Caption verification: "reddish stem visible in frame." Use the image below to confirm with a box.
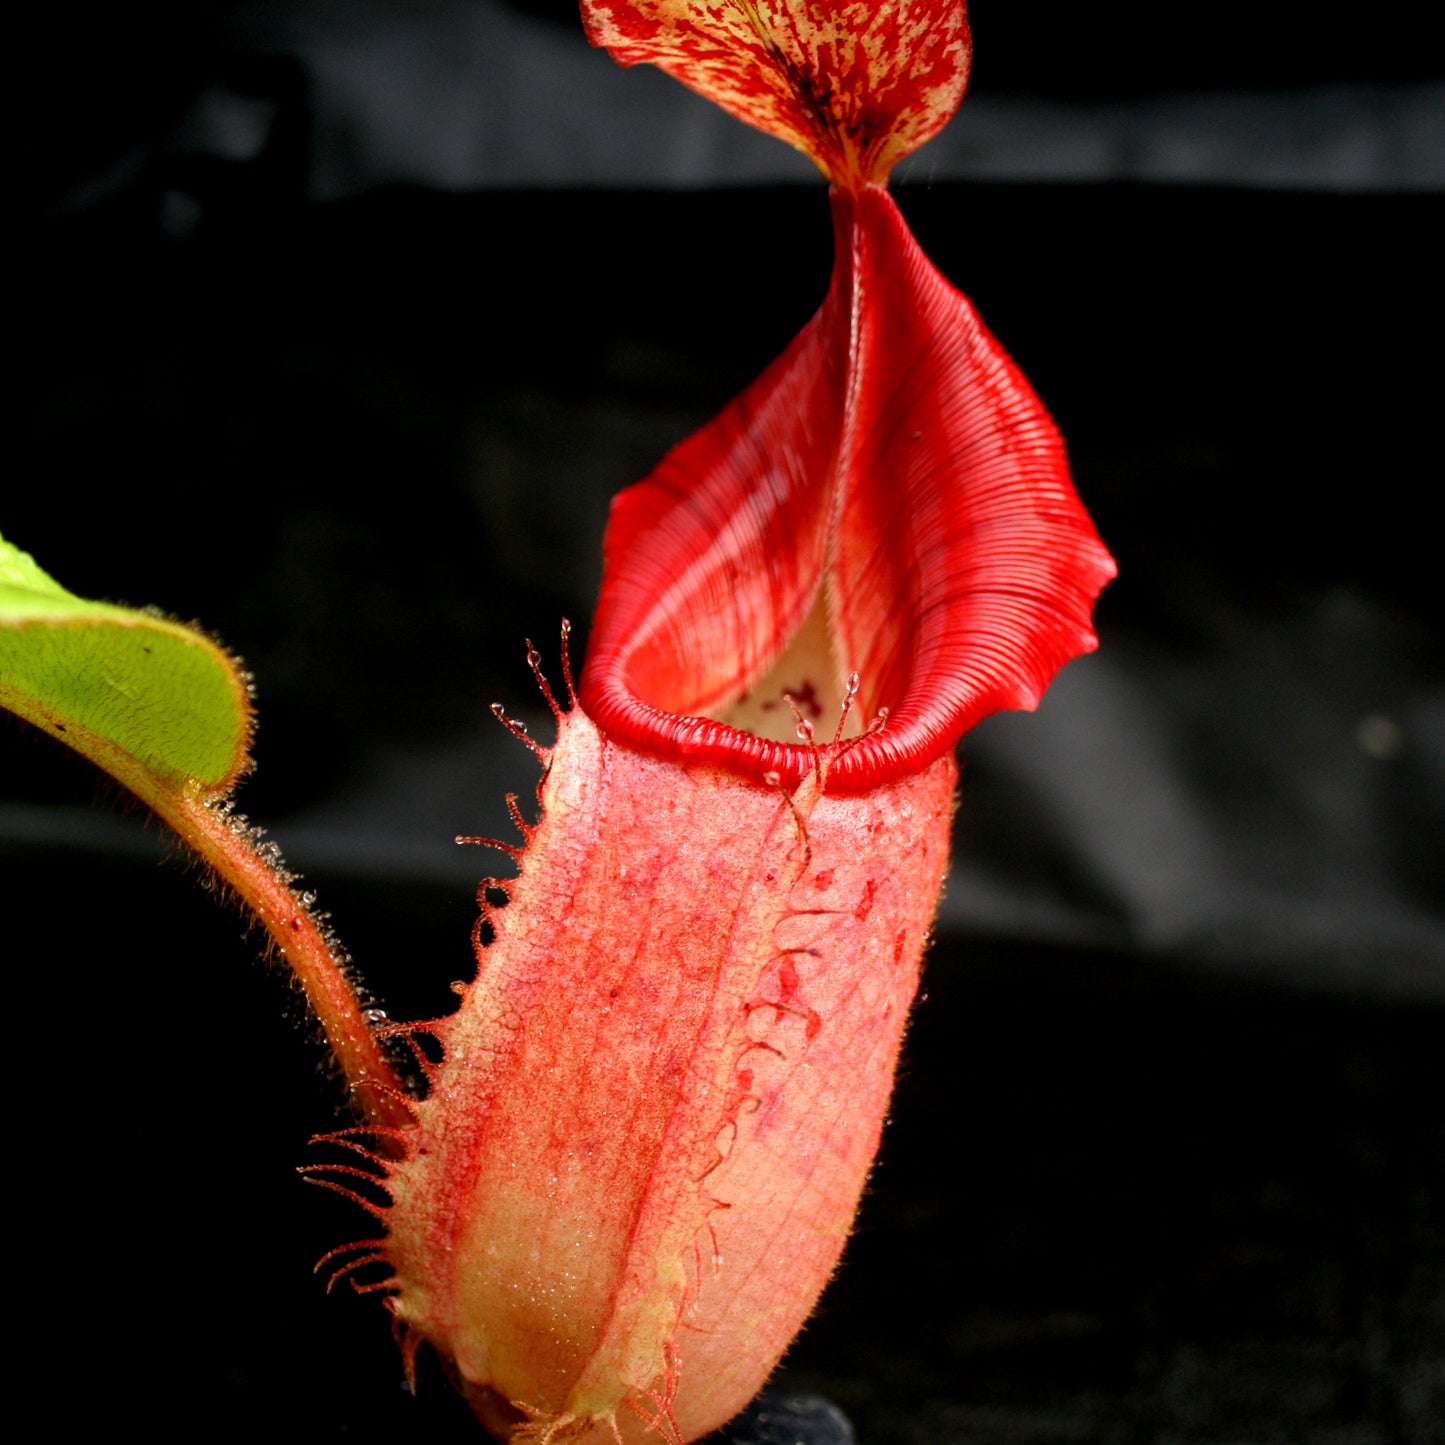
[162,791,413,1133]
[5,679,411,1132]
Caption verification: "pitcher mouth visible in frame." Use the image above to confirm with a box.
[579,186,1115,794]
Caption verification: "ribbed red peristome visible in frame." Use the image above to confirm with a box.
[580,185,1116,793]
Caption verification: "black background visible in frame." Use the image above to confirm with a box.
[8,4,1443,1441]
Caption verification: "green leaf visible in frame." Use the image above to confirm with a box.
[0,532,252,797]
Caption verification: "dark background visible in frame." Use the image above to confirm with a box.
[7,3,1442,1441]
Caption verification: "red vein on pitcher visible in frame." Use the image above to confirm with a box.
[360,5,1114,1442]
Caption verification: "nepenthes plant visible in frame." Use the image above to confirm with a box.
[3,4,1113,1441]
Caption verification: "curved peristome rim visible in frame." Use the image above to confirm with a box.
[581,569,1112,794]
[579,184,1117,796]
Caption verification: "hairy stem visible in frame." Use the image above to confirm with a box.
[162,791,413,1132]
[4,680,410,1129]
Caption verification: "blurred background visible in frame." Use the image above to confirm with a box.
[8,3,1443,1441]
